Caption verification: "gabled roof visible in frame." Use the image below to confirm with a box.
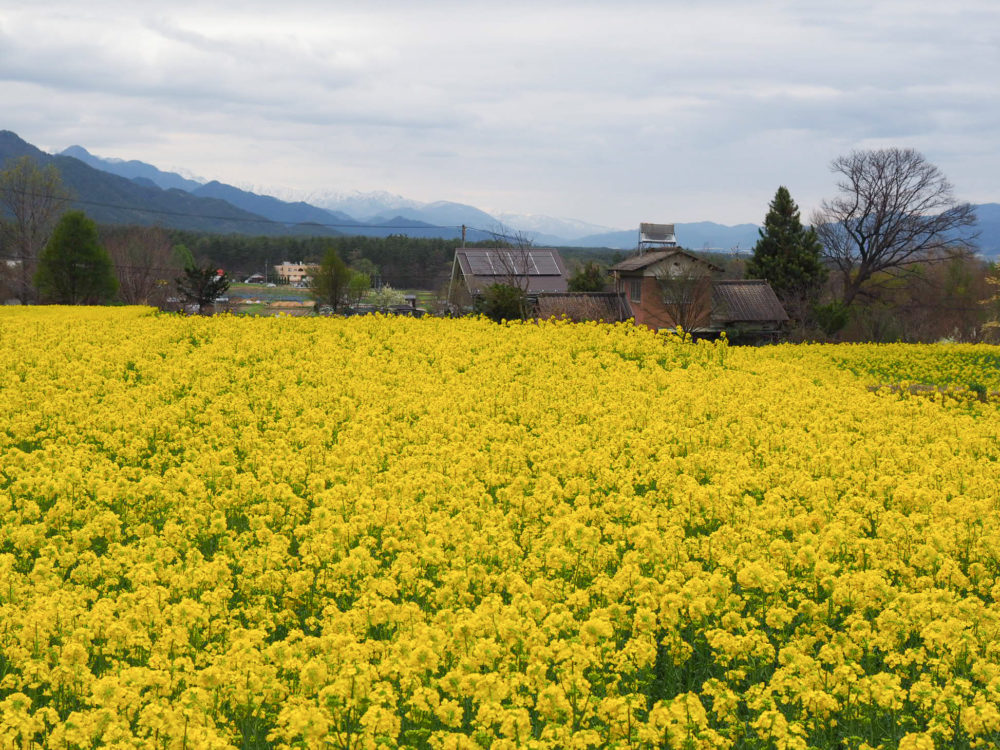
[609,249,723,274]
[711,280,789,323]
[454,247,569,294]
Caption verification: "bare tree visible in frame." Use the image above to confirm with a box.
[655,264,715,331]
[0,156,72,303]
[489,226,536,295]
[812,148,977,307]
[102,225,180,306]
[480,225,536,319]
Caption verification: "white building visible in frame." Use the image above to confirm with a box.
[274,261,310,285]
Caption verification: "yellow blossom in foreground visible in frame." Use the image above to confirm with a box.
[1,307,999,748]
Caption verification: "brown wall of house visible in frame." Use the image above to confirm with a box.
[631,276,677,330]
[619,275,713,331]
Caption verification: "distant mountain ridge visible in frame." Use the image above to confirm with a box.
[290,189,425,220]
[56,145,498,241]
[0,131,305,236]
[0,132,993,254]
[568,222,763,252]
[973,203,1000,258]
[61,145,204,193]
[190,181,361,227]
[52,141,766,248]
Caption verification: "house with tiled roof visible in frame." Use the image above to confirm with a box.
[609,248,724,331]
[609,224,789,339]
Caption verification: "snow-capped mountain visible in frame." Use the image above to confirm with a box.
[49,140,780,250]
[275,189,426,221]
[494,213,619,242]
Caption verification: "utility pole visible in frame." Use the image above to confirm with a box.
[461,224,466,246]
[446,252,458,313]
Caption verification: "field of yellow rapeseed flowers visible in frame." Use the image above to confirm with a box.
[1,307,999,750]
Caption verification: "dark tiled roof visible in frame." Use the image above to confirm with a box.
[534,292,630,322]
[609,250,675,272]
[711,280,789,323]
[609,249,723,273]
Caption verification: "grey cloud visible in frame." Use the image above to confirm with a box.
[1,0,997,226]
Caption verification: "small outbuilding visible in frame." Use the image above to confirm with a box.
[705,280,789,341]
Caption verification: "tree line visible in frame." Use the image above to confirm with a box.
[167,231,463,291]
[0,155,479,305]
[2,149,998,342]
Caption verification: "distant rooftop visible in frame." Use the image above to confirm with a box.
[609,248,723,273]
[711,280,789,324]
[454,247,569,294]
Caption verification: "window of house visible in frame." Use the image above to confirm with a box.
[629,278,642,303]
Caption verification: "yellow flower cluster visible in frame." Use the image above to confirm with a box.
[827,342,1000,394]
[1,307,999,749]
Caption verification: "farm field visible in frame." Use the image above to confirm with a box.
[227,284,314,318]
[1,307,999,749]
[225,285,435,317]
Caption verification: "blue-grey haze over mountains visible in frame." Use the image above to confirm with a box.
[57,141,764,249]
[50,139,1000,256]
[2,127,998,254]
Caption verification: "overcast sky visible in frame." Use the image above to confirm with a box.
[1,0,997,228]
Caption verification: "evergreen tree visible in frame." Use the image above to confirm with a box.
[176,264,230,314]
[567,261,607,292]
[34,211,117,304]
[747,187,827,316]
[477,283,528,322]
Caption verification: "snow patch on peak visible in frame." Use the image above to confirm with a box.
[244,186,426,220]
[494,212,623,242]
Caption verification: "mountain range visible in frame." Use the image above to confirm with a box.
[58,141,645,246]
[1,130,998,255]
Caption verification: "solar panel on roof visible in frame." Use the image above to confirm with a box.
[507,252,534,274]
[531,252,561,275]
[465,254,498,275]
[462,249,562,276]
[495,252,518,274]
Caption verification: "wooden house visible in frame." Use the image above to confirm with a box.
[609,248,788,339]
[705,280,789,339]
[609,249,724,331]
